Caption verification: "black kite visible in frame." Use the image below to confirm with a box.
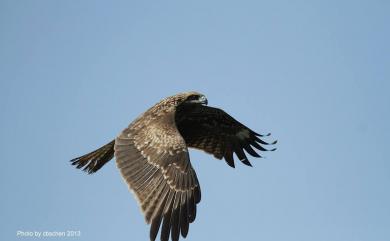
[70,91,276,241]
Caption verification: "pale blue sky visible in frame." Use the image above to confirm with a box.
[1,1,389,241]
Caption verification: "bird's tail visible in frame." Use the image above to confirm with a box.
[70,140,115,174]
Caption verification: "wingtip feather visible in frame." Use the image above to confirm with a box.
[241,159,253,167]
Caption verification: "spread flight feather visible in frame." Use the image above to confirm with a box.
[70,91,276,241]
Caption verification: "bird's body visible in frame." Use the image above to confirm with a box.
[71,91,276,241]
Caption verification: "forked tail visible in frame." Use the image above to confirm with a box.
[70,140,115,174]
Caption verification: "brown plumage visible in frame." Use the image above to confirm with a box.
[70,91,276,241]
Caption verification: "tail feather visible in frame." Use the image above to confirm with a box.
[70,140,115,174]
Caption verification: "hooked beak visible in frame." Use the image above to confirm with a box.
[199,95,208,105]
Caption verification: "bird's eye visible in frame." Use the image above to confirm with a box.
[186,95,200,101]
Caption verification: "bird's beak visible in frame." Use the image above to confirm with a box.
[199,95,208,105]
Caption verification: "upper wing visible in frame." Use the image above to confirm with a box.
[176,105,276,168]
[114,119,201,241]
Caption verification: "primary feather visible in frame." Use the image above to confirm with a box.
[70,91,276,241]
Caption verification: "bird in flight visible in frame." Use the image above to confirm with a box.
[70,91,276,241]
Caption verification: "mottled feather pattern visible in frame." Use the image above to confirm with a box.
[70,91,276,241]
[115,98,201,241]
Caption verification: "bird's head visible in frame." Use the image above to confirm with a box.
[169,91,208,107]
[182,92,208,106]
[156,91,208,113]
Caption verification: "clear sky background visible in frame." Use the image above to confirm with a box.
[1,1,389,241]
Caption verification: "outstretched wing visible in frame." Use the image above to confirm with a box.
[176,105,276,168]
[115,119,201,241]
